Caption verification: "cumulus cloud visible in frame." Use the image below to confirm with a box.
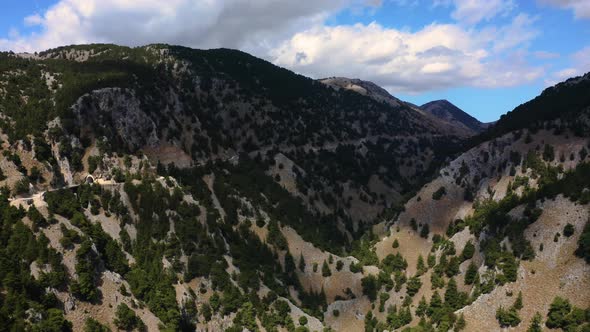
[270,17,543,92]
[539,0,590,19]
[0,0,549,93]
[0,0,360,53]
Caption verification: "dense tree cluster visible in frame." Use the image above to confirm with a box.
[545,297,590,331]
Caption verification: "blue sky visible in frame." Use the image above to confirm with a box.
[330,1,590,120]
[1,0,589,122]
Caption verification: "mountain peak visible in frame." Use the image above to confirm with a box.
[319,77,403,107]
[319,77,483,137]
[420,99,485,133]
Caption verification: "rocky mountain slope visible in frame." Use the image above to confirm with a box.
[2,45,473,229]
[0,44,588,332]
[421,100,487,134]
[319,77,481,137]
[319,77,405,108]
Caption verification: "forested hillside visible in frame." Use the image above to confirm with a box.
[0,44,588,332]
[420,100,486,134]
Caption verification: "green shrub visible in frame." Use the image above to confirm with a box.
[543,144,555,161]
[527,312,543,332]
[322,260,332,277]
[432,186,447,200]
[84,318,110,332]
[576,219,590,263]
[299,253,306,272]
[361,275,379,301]
[298,316,308,326]
[496,306,521,327]
[462,241,475,260]
[544,296,589,330]
[14,177,30,195]
[564,223,575,237]
[114,303,144,331]
[406,276,422,297]
[410,218,418,231]
[464,262,478,285]
[420,224,430,238]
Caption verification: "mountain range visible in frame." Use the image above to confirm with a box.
[319,77,486,136]
[0,44,588,332]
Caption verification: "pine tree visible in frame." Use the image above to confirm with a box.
[512,291,523,310]
[444,278,463,310]
[420,224,430,238]
[322,260,332,277]
[427,253,436,267]
[427,292,442,317]
[365,310,377,332]
[416,254,427,276]
[527,312,543,332]
[84,317,109,332]
[496,306,521,327]
[114,303,144,330]
[399,306,412,327]
[455,313,466,331]
[464,261,478,285]
[284,251,296,276]
[416,296,428,317]
[445,256,460,277]
[462,241,475,260]
[406,276,422,297]
[431,270,445,289]
[299,253,306,272]
[361,275,378,301]
[546,297,571,328]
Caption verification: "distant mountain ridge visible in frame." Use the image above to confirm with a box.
[320,77,485,136]
[421,99,486,133]
[319,77,404,107]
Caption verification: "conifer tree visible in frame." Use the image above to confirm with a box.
[299,253,306,272]
[322,260,332,277]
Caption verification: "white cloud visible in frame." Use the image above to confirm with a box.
[24,14,43,26]
[490,13,539,51]
[545,46,590,86]
[539,0,590,19]
[434,0,515,25]
[421,62,454,73]
[0,0,356,53]
[270,17,543,92]
[0,0,547,93]
[533,50,560,59]
[572,46,590,69]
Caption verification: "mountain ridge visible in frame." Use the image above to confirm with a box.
[319,76,480,137]
[0,44,589,332]
[420,99,487,133]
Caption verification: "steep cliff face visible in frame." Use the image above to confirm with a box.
[0,45,589,332]
[73,88,161,151]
